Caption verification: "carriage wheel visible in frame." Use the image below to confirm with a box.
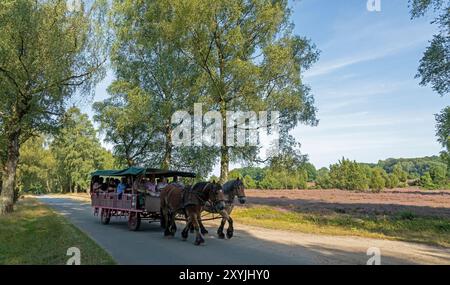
[128,212,141,231]
[100,209,111,225]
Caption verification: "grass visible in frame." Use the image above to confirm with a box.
[0,198,116,265]
[233,205,450,247]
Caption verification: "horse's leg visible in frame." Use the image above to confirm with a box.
[169,212,177,236]
[198,218,208,235]
[181,218,191,241]
[219,209,234,239]
[191,212,205,246]
[162,207,172,237]
[226,216,234,239]
[217,216,226,239]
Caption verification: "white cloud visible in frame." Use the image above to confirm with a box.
[304,19,434,78]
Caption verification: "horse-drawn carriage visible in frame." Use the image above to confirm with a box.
[90,167,247,245]
[90,167,196,231]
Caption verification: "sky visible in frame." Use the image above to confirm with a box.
[81,0,450,172]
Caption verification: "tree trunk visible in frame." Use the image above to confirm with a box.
[219,104,229,183]
[162,124,172,170]
[0,127,21,215]
[220,145,229,184]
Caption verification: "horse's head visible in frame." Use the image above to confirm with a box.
[233,177,246,204]
[207,181,226,211]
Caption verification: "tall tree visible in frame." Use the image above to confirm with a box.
[95,0,217,174]
[162,0,319,182]
[93,83,160,167]
[52,107,115,193]
[0,0,108,214]
[410,0,450,96]
[436,106,450,170]
[17,135,56,194]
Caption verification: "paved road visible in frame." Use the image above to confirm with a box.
[37,196,450,265]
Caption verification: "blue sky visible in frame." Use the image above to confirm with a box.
[83,0,449,171]
[291,0,449,168]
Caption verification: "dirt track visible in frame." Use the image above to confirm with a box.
[244,188,450,217]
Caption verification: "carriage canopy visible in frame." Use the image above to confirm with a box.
[91,167,196,178]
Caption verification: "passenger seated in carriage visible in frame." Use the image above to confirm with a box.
[170,176,184,188]
[116,177,128,199]
[106,178,115,192]
[92,176,102,193]
[125,177,133,194]
[156,177,168,192]
[144,176,158,197]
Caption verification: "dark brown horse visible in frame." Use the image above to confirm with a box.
[194,178,246,239]
[160,181,225,245]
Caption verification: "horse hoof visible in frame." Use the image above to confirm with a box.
[226,230,233,239]
[201,229,209,235]
[194,236,205,245]
[181,232,188,240]
[218,232,225,239]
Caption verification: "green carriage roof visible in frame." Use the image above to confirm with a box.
[91,167,196,178]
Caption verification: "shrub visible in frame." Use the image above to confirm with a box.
[419,172,436,189]
[329,158,369,191]
[316,167,333,189]
[393,164,408,182]
[429,165,447,187]
[243,175,257,189]
[388,173,400,189]
[369,167,386,192]
[259,169,307,189]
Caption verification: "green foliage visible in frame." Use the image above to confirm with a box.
[52,108,115,193]
[300,162,317,182]
[377,156,447,178]
[316,167,333,189]
[0,0,108,212]
[243,175,257,189]
[435,106,450,172]
[369,167,386,192]
[258,168,307,190]
[419,172,435,189]
[95,0,218,176]
[17,136,56,194]
[329,158,369,191]
[410,0,450,96]
[393,164,408,182]
[16,108,116,194]
[429,164,447,187]
[386,174,400,189]
[229,167,266,182]
[158,0,319,180]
